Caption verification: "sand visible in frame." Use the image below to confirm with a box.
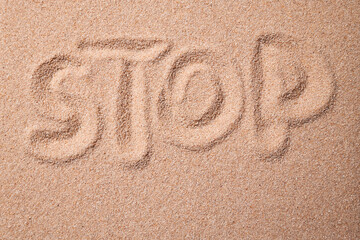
[0,0,359,239]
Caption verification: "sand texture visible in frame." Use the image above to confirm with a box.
[0,1,359,239]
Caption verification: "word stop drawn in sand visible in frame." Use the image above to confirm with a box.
[25,34,335,165]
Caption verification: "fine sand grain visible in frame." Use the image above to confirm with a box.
[1,1,359,239]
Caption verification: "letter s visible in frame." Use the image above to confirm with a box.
[25,55,102,163]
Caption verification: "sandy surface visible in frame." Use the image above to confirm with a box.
[0,1,359,239]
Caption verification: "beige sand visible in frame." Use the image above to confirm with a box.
[0,0,359,239]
